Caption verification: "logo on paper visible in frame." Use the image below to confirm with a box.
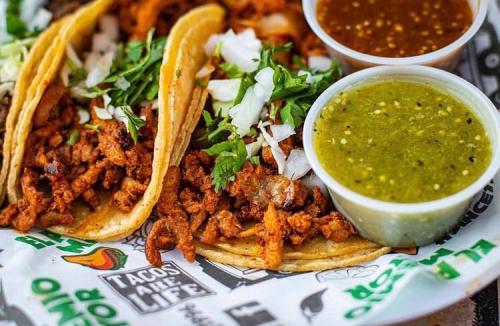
[179,303,223,326]
[196,256,297,289]
[122,219,155,252]
[316,265,380,282]
[224,301,278,326]
[100,261,214,314]
[436,181,495,244]
[300,288,327,324]
[31,277,128,325]
[62,247,128,270]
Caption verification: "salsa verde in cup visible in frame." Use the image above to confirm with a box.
[313,80,492,203]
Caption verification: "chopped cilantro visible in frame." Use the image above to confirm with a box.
[220,62,243,78]
[6,0,29,39]
[203,42,342,189]
[205,137,247,191]
[195,79,208,88]
[66,128,80,145]
[122,106,146,144]
[84,29,165,143]
[67,59,87,86]
[84,124,100,132]
[250,156,260,165]
[175,69,182,78]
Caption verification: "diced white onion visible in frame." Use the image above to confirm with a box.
[29,8,52,32]
[0,59,20,82]
[92,33,117,54]
[204,34,221,56]
[284,149,311,180]
[259,122,286,174]
[94,106,113,120]
[229,67,275,136]
[308,55,332,72]
[86,52,114,88]
[70,86,87,98]
[113,106,130,131]
[195,64,215,79]
[78,108,90,124]
[0,82,14,99]
[115,77,130,90]
[253,67,274,100]
[207,79,241,102]
[220,29,262,73]
[298,70,314,84]
[270,124,295,143]
[99,15,120,41]
[212,100,233,118]
[303,173,329,196]
[66,44,83,67]
[245,134,264,158]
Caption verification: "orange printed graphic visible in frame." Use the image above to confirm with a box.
[62,247,128,270]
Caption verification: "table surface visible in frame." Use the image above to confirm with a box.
[400,280,498,325]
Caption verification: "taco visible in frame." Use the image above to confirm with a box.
[0,0,225,240]
[145,1,390,272]
[0,0,93,205]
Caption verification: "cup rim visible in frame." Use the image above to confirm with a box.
[303,65,500,214]
[302,0,489,65]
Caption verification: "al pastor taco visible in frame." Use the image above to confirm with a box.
[145,1,390,272]
[0,0,92,205]
[0,0,225,240]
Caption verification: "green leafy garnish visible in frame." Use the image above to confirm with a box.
[220,62,244,78]
[83,29,165,143]
[200,110,246,191]
[203,42,342,189]
[66,128,80,145]
[122,106,146,144]
[250,156,260,165]
[84,124,100,132]
[67,59,87,86]
[6,0,29,39]
[86,29,166,107]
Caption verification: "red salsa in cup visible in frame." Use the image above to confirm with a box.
[316,0,473,57]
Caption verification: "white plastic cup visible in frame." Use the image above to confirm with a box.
[303,65,500,247]
[302,0,489,72]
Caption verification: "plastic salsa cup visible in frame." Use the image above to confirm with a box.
[303,65,500,247]
[302,0,489,72]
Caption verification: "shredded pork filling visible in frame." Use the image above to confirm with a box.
[147,152,357,268]
[0,84,157,232]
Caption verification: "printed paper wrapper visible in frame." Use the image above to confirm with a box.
[1,2,499,325]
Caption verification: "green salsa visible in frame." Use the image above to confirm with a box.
[313,80,492,203]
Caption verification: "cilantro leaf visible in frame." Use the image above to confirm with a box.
[6,0,29,39]
[220,62,244,78]
[126,41,143,62]
[205,138,247,191]
[122,106,146,144]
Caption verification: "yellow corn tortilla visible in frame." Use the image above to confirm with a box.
[0,17,71,205]
[195,241,391,272]
[7,0,226,241]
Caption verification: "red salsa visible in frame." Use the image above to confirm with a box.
[316,0,473,57]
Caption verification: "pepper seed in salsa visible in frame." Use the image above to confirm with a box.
[316,0,473,57]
